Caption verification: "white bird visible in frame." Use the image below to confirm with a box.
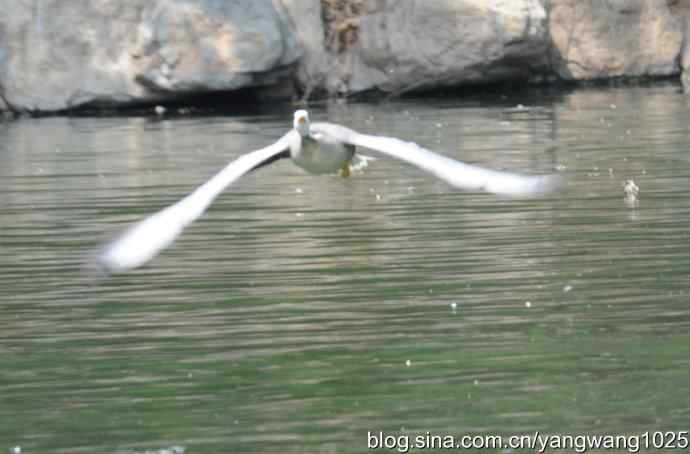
[99,110,564,273]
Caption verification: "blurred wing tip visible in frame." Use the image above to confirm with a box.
[516,173,568,197]
[79,245,127,281]
[543,173,568,193]
[94,247,130,275]
[486,173,567,198]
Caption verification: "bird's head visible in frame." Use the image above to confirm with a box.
[293,110,310,137]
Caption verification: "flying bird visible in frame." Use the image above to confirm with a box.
[99,110,563,273]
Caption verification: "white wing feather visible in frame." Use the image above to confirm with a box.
[99,132,292,273]
[99,119,562,274]
[311,123,563,196]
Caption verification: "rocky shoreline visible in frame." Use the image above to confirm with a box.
[0,0,688,114]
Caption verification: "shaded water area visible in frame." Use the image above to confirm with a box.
[2,84,690,453]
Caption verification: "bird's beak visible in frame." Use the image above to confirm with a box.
[297,116,306,124]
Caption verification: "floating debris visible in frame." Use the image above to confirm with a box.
[154,105,166,116]
[405,359,412,367]
[563,284,573,293]
[450,302,458,312]
[525,301,532,308]
[623,179,639,205]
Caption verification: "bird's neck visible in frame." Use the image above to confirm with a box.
[301,134,318,147]
[295,123,310,137]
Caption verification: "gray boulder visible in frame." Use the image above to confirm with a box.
[0,0,301,112]
[330,0,549,95]
[548,0,683,80]
[1,0,688,111]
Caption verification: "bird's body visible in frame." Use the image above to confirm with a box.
[289,128,355,175]
[97,109,565,273]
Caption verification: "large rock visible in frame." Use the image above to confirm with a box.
[548,0,683,80]
[0,0,301,112]
[332,0,548,95]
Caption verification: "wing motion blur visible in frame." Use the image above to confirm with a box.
[97,117,564,274]
[98,132,292,273]
[311,122,563,196]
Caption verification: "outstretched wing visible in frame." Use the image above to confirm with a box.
[99,131,293,273]
[311,122,564,196]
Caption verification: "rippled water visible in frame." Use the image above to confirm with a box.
[2,85,690,453]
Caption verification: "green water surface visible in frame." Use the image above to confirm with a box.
[1,85,689,453]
